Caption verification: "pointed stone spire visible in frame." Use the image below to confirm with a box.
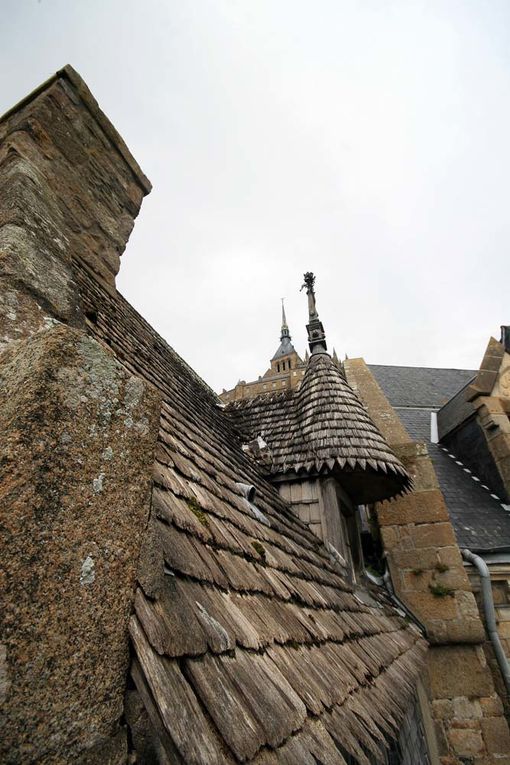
[332,347,339,365]
[301,272,327,355]
[280,298,291,341]
[271,299,296,361]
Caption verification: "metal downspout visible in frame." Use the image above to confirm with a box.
[381,567,426,632]
[461,548,510,696]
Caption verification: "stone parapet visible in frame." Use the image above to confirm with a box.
[473,395,510,502]
[467,337,506,401]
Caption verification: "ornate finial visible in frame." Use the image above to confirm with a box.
[301,272,315,292]
[301,272,327,355]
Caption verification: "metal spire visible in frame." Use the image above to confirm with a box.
[280,298,291,341]
[301,272,327,355]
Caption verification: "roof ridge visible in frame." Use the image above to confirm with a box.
[369,363,477,373]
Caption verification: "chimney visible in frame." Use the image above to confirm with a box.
[0,65,151,346]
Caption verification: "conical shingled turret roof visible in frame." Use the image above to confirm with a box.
[292,352,411,500]
[227,352,411,502]
[226,274,411,503]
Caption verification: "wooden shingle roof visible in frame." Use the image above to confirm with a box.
[227,353,412,503]
[77,264,426,764]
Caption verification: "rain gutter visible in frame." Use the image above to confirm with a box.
[461,548,510,696]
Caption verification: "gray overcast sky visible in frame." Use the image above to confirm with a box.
[2,1,510,391]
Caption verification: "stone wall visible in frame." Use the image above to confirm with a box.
[221,364,306,402]
[345,358,510,765]
[0,325,160,762]
[0,67,161,762]
[468,566,510,718]
[377,441,484,646]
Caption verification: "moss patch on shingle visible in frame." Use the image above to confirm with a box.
[186,497,209,526]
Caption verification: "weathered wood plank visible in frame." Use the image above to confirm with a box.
[129,616,231,764]
[185,650,307,760]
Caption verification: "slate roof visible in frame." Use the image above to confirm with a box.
[227,353,412,504]
[77,263,426,765]
[392,393,510,553]
[368,365,476,409]
[271,335,297,361]
[394,408,431,443]
[429,444,510,553]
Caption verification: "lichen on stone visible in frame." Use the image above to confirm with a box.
[80,556,95,586]
[124,376,145,409]
[92,473,105,494]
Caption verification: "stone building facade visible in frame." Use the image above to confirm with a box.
[220,303,308,401]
